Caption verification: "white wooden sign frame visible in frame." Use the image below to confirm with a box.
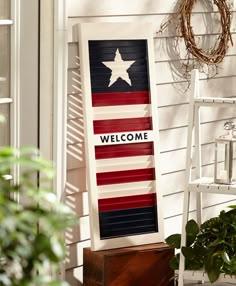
[78,22,164,251]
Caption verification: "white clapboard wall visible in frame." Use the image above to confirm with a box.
[65,1,236,284]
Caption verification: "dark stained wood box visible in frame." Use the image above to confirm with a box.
[83,243,174,286]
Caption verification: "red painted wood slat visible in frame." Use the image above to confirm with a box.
[92,91,150,106]
[96,167,155,185]
[95,142,154,159]
[98,193,157,212]
[93,117,153,134]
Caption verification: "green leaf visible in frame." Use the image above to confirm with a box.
[228,205,236,209]
[185,219,199,237]
[205,252,223,283]
[222,251,231,265]
[207,268,221,283]
[186,234,196,247]
[185,258,203,270]
[181,246,197,260]
[169,254,179,270]
[0,146,77,285]
[165,234,181,249]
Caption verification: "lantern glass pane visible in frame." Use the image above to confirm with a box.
[216,142,228,182]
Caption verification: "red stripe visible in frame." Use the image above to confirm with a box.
[96,168,155,186]
[98,193,157,212]
[95,142,154,159]
[92,91,150,107]
[93,117,152,134]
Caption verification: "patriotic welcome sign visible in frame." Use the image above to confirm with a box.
[78,23,164,251]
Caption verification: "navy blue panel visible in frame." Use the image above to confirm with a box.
[99,206,156,220]
[99,206,158,239]
[100,224,157,239]
[88,40,149,93]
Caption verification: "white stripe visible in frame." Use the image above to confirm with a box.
[93,104,151,120]
[96,155,154,172]
[97,180,155,199]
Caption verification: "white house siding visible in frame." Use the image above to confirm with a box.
[65,1,236,284]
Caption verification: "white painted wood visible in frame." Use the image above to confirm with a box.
[78,22,164,251]
[68,0,236,17]
[54,0,68,281]
[96,155,154,172]
[69,34,236,67]
[158,104,236,130]
[40,0,54,161]
[67,13,236,42]
[19,0,39,147]
[64,175,235,221]
[190,177,236,194]
[0,19,13,25]
[155,56,236,85]
[65,266,83,286]
[67,56,236,88]
[65,216,90,244]
[183,271,236,283]
[93,104,151,120]
[67,119,84,144]
[178,70,236,286]
[66,1,236,283]
[179,70,199,286]
[65,191,89,217]
[164,200,236,238]
[0,98,13,104]
[65,239,91,269]
[67,118,228,150]
[98,186,154,199]
[66,167,87,195]
[10,0,20,187]
[67,143,85,170]
[195,97,236,106]
[68,0,169,17]
[163,191,236,219]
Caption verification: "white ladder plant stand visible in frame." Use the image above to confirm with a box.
[178,69,236,286]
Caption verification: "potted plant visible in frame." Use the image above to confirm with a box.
[0,146,77,286]
[165,206,236,283]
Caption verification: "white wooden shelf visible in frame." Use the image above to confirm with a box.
[178,70,236,286]
[0,98,13,104]
[195,97,236,107]
[189,177,236,194]
[183,270,236,283]
[0,19,13,25]
[2,174,12,180]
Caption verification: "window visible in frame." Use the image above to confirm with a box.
[0,0,12,147]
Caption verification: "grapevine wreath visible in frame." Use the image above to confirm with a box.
[160,0,233,66]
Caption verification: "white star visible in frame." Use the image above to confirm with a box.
[102,48,135,87]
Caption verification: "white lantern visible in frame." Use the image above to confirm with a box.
[214,122,236,184]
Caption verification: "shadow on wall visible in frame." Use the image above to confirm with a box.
[64,53,90,286]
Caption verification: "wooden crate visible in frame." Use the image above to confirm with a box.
[83,243,174,286]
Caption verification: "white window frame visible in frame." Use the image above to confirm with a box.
[0,1,19,183]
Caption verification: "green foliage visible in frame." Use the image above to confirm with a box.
[0,147,77,286]
[165,208,236,283]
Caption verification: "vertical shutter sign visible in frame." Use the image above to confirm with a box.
[89,40,159,239]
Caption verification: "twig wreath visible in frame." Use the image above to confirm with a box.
[159,0,233,76]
